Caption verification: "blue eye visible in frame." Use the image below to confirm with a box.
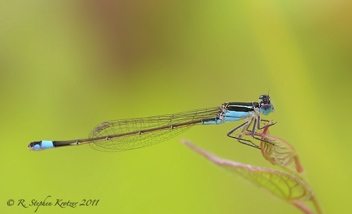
[260,104,274,115]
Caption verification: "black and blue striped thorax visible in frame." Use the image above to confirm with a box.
[223,102,259,112]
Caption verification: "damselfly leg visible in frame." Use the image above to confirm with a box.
[227,117,276,149]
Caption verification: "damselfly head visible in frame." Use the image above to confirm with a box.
[259,94,274,115]
[259,94,271,105]
[28,141,43,151]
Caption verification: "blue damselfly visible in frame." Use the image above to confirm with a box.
[28,95,275,151]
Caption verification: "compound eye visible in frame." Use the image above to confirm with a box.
[28,141,42,151]
[260,104,274,115]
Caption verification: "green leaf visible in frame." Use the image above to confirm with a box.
[240,121,304,173]
[180,139,313,202]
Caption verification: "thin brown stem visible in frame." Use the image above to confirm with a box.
[292,201,314,214]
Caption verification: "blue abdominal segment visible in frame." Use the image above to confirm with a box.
[41,140,54,149]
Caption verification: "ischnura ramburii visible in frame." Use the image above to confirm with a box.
[28,94,275,151]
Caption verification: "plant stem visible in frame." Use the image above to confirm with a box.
[311,196,325,214]
[292,201,314,214]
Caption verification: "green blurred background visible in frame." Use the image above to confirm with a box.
[1,1,351,213]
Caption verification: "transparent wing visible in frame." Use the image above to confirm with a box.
[88,107,220,151]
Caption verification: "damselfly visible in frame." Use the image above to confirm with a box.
[28,94,275,151]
